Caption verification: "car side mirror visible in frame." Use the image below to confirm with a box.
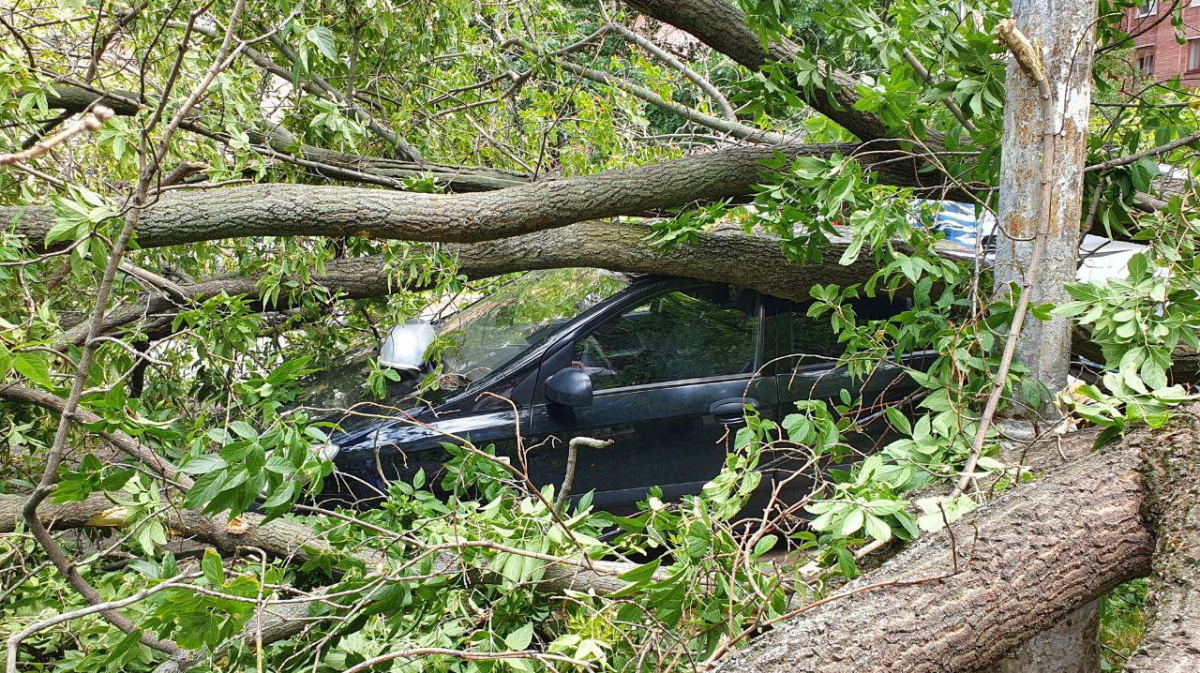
[545,367,593,407]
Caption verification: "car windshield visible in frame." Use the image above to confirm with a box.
[439,268,630,384]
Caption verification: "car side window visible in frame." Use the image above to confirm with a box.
[572,287,758,391]
[764,296,909,366]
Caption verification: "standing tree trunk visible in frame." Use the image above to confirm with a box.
[990,0,1099,669]
[993,0,1096,403]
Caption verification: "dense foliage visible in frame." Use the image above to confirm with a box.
[1,0,1199,671]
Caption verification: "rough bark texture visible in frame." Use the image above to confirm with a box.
[3,142,952,252]
[59,222,877,345]
[1124,409,1200,671]
[993,0,1096,403]
[712,444,1153,673]
[987,2,1102,664]
[985,602,1101,673]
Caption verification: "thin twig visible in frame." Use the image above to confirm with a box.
[0,105,114,166]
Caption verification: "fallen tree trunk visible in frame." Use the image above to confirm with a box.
[713,442,1153,673]
[3,142,951,253]
[60,222,876,345]
[716,406,1200,672]
[71,222,1200,388]
[1123,409,1200,672]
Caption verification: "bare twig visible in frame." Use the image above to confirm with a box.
[339,647,593,673]
[5,574,195,673]
[0,105,114,166]
[556,436,614,508]
[608,21,737,121]
[902,49,977,133]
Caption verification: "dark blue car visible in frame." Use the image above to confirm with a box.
[320,268,926,513]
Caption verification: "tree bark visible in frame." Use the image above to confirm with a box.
[985,602,1101,673]
[992,0,1096,405]
[58,221,878,345]
[1124,409,1200,671]
[987,1,1100,666]
[712,442,1152,673]
[3,142,954,253]
[0,491,629,595]
[623,0,899,144]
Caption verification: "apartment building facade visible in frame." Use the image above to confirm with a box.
[1123,1,1200,85]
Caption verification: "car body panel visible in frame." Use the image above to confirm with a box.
[324,272,922,514]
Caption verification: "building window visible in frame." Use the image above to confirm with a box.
[1138,1,1158,17]
[1190,40,1200,73]
[1137,47,1155,76]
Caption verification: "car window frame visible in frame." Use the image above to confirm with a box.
[559,280,766,396]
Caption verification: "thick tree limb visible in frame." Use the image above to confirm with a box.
[625,0,1176,214]
[713,402,1200,672]
[714,439,1154,673]
[623,0,902,144]
[0,384,191,487]
[66,223,1200,388]
[0,490,629,595]
[1123,410,1200,671]
[58,221,878,345]
[5,142,947,252]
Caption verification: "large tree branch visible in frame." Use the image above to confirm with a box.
[713,404,1200,672]
[5,142,949,252]
[0,480,629,595]
[1123,410,1200,671]
[68,222,1200,387]
[714,437,1154,672]
[623,0,905,145]
[58,221,878,345]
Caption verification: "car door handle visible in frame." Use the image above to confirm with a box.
[710,397,758,424]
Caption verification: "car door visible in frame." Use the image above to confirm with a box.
[527,281,776,514]
[763,295,927,459]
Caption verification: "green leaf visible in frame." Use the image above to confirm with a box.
[305,26,337,61]
[753,533,778,557]
[617,558,661,584]
[1127,253,1149,281]
[228,421,258,440]
[864,513,892,542]
[13,352,53,388]
[840,507,865,536]
[100,468,135,492]
[181,454,228,475]
[885,407,912,436]
[505,622,535,651]
[201,548,225,586]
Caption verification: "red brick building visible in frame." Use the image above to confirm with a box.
[1122,1,1200,86]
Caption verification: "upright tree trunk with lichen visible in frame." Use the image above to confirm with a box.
[993,0,1096,405]
[990,0,1098,669]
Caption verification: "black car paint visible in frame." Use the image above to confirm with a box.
[324,276,927,514]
